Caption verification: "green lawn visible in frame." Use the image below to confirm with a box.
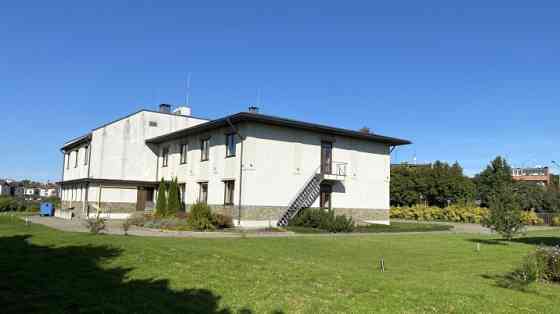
[1,216,559,313]
[287,221,453,234]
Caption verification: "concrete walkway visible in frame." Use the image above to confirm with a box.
[27,216,559,239]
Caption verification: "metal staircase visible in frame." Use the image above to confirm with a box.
[277,169,324,227]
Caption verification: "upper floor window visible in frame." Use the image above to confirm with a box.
[162,147,169,167]
[149,121,158,127]
[65,153,70,170]
[84,146,89,166]
[200,138,210,161]
[74,150,79,168]
[180,143,188,164]
[225,134,236,157]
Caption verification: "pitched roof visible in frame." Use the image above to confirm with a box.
[146,112,411,146]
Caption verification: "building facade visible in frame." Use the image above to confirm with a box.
[512,167,551,186]
[60,105,410,226]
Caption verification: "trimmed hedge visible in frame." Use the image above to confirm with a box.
[289,208,354,233]
[391,204,489,223]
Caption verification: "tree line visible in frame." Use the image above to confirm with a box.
[391,156,560,213]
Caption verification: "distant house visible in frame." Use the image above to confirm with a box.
[0,180,11,196]
[512,167,551,186]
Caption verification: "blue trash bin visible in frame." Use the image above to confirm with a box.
[40,203,54,216]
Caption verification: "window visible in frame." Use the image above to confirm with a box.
[74,150,79,168]
[179,183,186,208]
[84,146,89,165]
[200,138,209,161]
[65,153,70,170]
[225,134,236,157]
[223,180,235,205]
[198,182,208,204]
[162,147,169,167]
[180,143,188,164]
[149,121,158,127]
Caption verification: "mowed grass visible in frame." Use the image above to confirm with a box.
[1,216,560,313]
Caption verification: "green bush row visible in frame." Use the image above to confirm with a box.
[131,203,234,231]
[289,208,354,233]
[390,204,489,223]
[0,197,42,212]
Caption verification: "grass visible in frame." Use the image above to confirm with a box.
[1,216,560,313]
[287,221,454,234]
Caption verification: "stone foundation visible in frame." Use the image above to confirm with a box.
[185,204,388,224]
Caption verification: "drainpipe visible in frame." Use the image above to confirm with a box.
[226,118,245,226]
[60,149,66,210]
[84,142,93,217]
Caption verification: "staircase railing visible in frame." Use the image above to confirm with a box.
[286,166,321,209]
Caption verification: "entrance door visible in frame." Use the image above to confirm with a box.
[136,187,147,211]
[319,184,332,210]
[321,141,333,174]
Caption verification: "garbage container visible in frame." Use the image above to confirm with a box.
[40,203,54,216]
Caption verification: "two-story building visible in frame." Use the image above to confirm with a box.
[59,104,410,226]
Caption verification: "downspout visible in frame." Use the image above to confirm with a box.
[60,149,65,210]
[84,142,93,217]
[226,118,245,226]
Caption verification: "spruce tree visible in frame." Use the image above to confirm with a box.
[155,179,168,217]
[167,177,181,216]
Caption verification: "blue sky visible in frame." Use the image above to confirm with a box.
[1,1,559,181]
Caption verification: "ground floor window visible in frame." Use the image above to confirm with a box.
[223,180,234,205]
[198,182,208,204]
[319,184,332,210]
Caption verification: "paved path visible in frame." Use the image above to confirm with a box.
[27,216,559,239]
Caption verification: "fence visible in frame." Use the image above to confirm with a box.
[536,213,559,226]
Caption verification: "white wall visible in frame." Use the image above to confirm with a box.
[156,121,390,210]
[241,123,391,210]
[158,126,240,206]
[62,144,90,181]
[88,111,207,182]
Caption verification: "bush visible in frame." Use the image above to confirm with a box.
[122,219,132,235]
[289,208,354,233]
[520,210,544,225]
[0,197,19,212]
[212,213,233,229]
[84,215,106,235]
[155,179,168,217]
[505,246,560,289]
[390,204,489,223]
[187,203,215,231]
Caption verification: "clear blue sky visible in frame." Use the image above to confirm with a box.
[1,1,559,182]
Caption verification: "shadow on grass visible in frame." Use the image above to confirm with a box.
[0,235,268,314]
[480,274,538,294]
[468,236,560,247]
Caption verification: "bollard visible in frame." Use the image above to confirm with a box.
[380,257,385,272]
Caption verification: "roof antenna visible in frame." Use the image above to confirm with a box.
[185,72,192,106]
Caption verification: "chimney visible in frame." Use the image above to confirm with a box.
[159,104,171,113]
[248,106,259,114]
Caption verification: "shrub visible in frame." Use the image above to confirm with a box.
[187,203,215,231]
[212,213,233,229]
[520,210,544,225]
[551,216,560,227]
[505,246,560,289]
[122,219,132,235]
[390,204,489,223]
[289,208,354,233]
[483,186,525,240]
[155,179,168,217]
[84,215,106,235]
[167,178,181,216]
[0,197,19,212]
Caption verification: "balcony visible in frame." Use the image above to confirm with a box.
[321,161,347,181]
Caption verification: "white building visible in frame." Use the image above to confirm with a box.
[60,104,410,225]
[0,181,11,196]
